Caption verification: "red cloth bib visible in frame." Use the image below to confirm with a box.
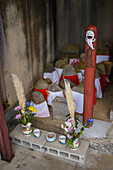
[34,88,48,101]
[59,75,80,85]
[99,74,105,91]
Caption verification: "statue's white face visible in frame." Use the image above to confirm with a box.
[85,30,96,50]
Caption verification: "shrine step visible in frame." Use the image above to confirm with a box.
[10,124,89,164]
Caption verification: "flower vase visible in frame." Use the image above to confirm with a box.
[21,124,32,136]
[69,138,79,150]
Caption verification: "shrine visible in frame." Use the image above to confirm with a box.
[0,0,113,169]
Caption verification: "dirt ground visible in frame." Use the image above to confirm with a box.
[93,83,113,121]
[1,143,113,170]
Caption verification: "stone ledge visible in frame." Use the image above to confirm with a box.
[10,124,89,164]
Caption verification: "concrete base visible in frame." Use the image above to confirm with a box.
[10,124,89,164]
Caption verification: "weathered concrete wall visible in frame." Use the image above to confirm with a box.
[0,0,55,106]
[56,0,113,53]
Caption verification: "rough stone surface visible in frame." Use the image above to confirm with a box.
[62,64,76,76]
[73,65,81,73]
[85,137,113,155]
[52,96,69,121]
[72,82,84,94]
[96,63,106,74]
[48,84,63,92]
[34,79,49,89]
[44,63,55,73]
[78,62,85,69]
[80,57,85,63]
[95,69,100,78]
[31,91,45,104]
[55,59,67,69]
[44,78,52,85]
[59,79,75,89]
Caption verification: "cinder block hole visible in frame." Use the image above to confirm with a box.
[32,144,40,150]
[13,138,21,144]
[49,149,58,155]
[70,154,79,160]
[81,157,85,161]
[22,141,30,147]
[59,151,68,158]
[41,147,47,152]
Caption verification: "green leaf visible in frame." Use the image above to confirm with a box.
[66,139,73,147]
[65,114,70,117]
[66,117,71,121]
[80,131,82,135]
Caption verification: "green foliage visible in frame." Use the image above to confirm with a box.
[66,139,73,147]
[63,112,93,148]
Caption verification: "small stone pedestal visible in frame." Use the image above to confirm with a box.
[52,96,69,121]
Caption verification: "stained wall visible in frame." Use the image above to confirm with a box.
[0,0,55,106]
[56,0,113,53]
[0,0,113,107]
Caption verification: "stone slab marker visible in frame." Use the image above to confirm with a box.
[52,96,69,121]
[83,25,97,125]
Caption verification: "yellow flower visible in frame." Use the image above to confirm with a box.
[33,108,37,112]
[29,106,37,112]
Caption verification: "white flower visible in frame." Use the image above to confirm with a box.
[64,127,69,132]
[26,122,31,127]
[61,124,64,129]
[65,121,71,127]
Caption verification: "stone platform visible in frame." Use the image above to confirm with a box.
[10,124,89,164]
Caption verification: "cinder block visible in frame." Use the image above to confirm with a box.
[10,124,47,152]
[52,96,69,121]
[10,124,89,164]
[44,133,89,163]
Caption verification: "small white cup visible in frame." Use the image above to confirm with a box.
[33,129,40,138]
[59,135,66,144]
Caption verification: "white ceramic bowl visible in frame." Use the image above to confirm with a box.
[33,129,40,138]
[46,132,56,142]
[59,135,66,144]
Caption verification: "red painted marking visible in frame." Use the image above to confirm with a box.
[0,98,12,161]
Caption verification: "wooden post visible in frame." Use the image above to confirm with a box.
[0,98,13,161]
[83,25,97,125]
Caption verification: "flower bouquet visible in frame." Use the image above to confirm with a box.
[12,74,37,136]
[61,79,93,149]
[14,102,37,126]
